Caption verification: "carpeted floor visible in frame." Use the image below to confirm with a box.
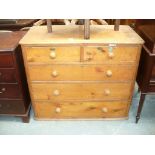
[0,84,155,135]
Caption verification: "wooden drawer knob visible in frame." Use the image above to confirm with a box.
[108,52,114,58]
[52,70,58,77]
[106,70,112,77]
[97,47,105,52]
[102,107,108,113]
[50,52,56,59]
[27,57,34,62]
[0,72,2,76]
[104,89,110,96]
[53,90,60,96]
[55,107,61,113]
[0,88,6,94]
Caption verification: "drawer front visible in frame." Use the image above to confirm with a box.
[25,47,80,64]
[0,84,22,99]
[83,46,140,64]
[0,100,25,114]
[29,64,136,81]
[31,83,132,101]
[0,53,14,67]
[0,69,17,83]
[34,101,128,119]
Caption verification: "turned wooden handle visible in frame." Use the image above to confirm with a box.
[106,70,112,77]
[55,107,61,113]
[27,57,34,62]
[53,90,60,96]
[104,89,110,95]
[108,52,114,58]
[50,51,56,59]
[52,70,58,77]
[102,107,108,113]
[0,88,6,94]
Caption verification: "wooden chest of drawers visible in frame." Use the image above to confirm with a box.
[0,31,31,122]
[20,25,144,120]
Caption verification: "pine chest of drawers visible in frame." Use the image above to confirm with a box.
[20,25,144,120]
[0,31,31,122]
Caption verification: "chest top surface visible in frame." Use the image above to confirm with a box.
[20,25,144,46]
[0,31,26,52]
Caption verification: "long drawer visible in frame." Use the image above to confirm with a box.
[29,64,136,82]
[31,83,132,101]
[0,84,22,99]
[0,52,14,67]
[0,69,17,83]
[0,100,25,114]
[34,101,128,119]
[24,46,140,64]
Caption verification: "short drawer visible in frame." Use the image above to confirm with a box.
[0,69,17,83]
[0,84,22,99]
[29,64,136,82]
[25,46,80,64]
[0,52,14,67]
[34,101,128,119]
[0,100,25,114]
[31,83,132,101]
[83,46,140,64]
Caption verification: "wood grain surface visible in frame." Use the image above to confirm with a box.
[34,101,128,119]
[25,46,80,63]
[29,64,136,82]
[20,25,143,119]
[20,25,144,45]
[31,83,132,101]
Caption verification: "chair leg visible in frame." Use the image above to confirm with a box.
[114,19,120,31]
[136,93,146,123]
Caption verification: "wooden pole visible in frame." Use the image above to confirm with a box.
[84,19,90,39]
[47,19,52,33]
[114,19,120,31]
